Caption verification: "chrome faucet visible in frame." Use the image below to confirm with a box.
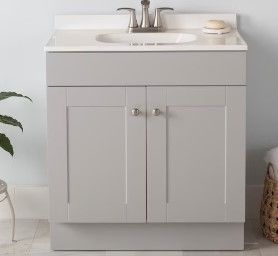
[117,1,173,33]
[140,0,151,28]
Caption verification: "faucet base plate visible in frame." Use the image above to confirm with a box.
[128,27,164,33]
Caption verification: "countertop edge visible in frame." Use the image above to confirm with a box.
[44,46,248,53]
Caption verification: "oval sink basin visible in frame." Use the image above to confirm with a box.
[96,33,197,45]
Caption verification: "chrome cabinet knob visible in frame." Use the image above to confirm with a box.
[131,108,141,116]
[152,108,161,116]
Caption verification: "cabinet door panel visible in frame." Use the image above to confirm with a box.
[68,106,127,222]
[166,106,226,222]
[48,87,146,223]
[67,87,146,223]
[147,86,245,223]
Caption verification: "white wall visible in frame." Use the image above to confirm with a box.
[0,0,277,186]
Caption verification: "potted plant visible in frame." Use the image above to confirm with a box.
[0,91,32,242]
[0,91,32,156]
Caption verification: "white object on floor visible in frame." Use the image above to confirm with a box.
[264,147,278,181]
[0,179,15,242]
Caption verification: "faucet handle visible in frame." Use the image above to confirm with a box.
[154,7,174,28]
[117,8,138,28]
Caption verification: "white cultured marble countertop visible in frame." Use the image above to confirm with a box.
[45,29,247,52]
[45,14,248,52]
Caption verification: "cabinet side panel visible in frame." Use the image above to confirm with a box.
[226,86,246,222]
[147,87,167,222]
[47,87,68,222]
[126,87,146,223]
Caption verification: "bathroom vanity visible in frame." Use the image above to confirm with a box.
[46,13,247,250]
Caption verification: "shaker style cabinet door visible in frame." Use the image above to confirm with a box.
[47,87,146,223]
[147,86,245,223]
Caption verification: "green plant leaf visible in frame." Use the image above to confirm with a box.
[0,133,14,156]
[0,115,23,131]
[0,92,32,102]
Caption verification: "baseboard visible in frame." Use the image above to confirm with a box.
[0,185,49,220]
[246,185,263,219]
[0,185,263,220]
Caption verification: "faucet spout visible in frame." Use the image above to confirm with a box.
[140,0,151,28]
[141,0,150,5]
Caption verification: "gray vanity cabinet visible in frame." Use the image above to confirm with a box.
[47,51,246,250]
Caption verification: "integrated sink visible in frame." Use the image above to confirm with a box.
[96,33,197,45]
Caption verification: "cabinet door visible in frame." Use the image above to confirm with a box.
[48,87,146,223]
[147,86,245,223]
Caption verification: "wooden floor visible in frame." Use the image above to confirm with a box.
[0,219,277,255]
